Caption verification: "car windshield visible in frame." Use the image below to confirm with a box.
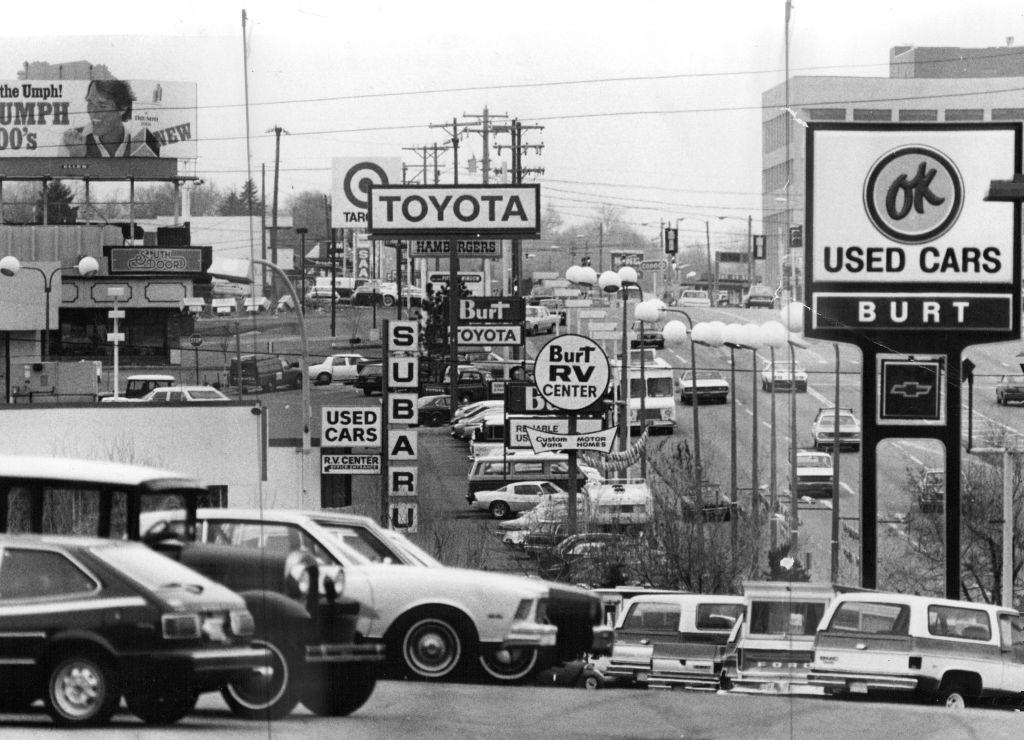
[799,453,832,468]
[818,411,856,424]
[189,389,227,400]
[90,542,213,591]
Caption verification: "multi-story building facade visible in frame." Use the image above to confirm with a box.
[761,44,1024,294]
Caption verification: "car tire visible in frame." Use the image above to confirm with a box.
[45,650,121,727]
[222,628,302,720]
[477,645,540,683]
[382,295,396,307]
[317,372,332,385]
[577,671,604,690]
[127,685,198,725]
[937,679,971,709]
[489,501,511,519]
[388,608,476,681]
[302,664,378,717]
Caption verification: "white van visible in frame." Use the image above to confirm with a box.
[467,451,595,495]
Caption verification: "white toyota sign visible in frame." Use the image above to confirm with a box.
[367,185,540,237]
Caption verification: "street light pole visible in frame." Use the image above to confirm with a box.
[296,227,308,316]
[599,267,639,478]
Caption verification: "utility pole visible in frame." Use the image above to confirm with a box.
[260,164,267,280]
[494,119,544,296]
[266,125,289,300]
[462,107,508,186]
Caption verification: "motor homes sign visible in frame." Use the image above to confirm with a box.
[805,123,1020,338]
[367,184,540,238]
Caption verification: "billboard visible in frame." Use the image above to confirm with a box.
[367,184,541,238]
[332,157,402,228]
[0,79,197,160]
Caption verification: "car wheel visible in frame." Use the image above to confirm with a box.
[222,630,301,720]
[937,680,970,709]
[577,671,604,690]
[489,500,511,519]
[45,650,120,727]
[127,685,198,725]
[389,609,475,681]
[382,295,396,307]
[317,372,332,385]
[302,664,377,717]
[477,645,540,683]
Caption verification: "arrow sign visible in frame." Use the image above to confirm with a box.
[526,426,617,454]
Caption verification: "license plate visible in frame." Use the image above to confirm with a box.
[850,681,868,694]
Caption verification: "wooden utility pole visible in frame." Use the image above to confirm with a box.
[267,125,289,299]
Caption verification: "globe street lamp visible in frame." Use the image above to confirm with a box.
[722,322,757,551]
[761,319,789,551]
[639,300,704,508]
[0,255,99,360]
[599,266,641,477]
[564,264,598,334]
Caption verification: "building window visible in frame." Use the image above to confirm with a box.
[762,113,790,154]
[853,109,892,122]
[808,108,846,121]
[992,108,1024,121]
[898,109,938,122]
[945,109,984,121]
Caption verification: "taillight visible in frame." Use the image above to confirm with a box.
[229,609,255,637]
[161,613,201,640]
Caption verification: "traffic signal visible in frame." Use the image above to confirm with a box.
[664,227,679,255]
[753,234,766,259]
[789,225,803,249]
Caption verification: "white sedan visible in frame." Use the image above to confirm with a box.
[140,385,231,402]
[468,481,568,519]
[308,353,368,385]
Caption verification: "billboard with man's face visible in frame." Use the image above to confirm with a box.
[0,79,197,160]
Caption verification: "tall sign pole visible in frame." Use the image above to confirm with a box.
[805,122,1021,597]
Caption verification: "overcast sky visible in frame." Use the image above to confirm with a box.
[4,0,1024,247]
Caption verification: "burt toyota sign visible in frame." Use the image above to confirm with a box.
[805,123,1020,341]
[367,184,540,238]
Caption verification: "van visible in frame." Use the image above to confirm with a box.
[467,451,591,495]
[227,354,303,392]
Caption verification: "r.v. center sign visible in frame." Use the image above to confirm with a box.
[804,123,1021,343]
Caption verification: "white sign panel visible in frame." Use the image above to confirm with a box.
[506,416,605,449]
[526,427,617,453]
[389,466,418,496]
[810,128,1014,284]
[388,357,419,389]
[322,454,381,474]
[388,501,418,532]
[533,334,611,411]
[388,393,419,426]
[332,157,402,228]
[426,271,486,297]
[321,406,381,447]
[388,430,418,461]
[387,320,419,351]
[457,325,523,346]
[367,185,540,237]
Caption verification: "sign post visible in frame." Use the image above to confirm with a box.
[188,333,203,384]
[805,122,1021,596]
[532,334,612,533]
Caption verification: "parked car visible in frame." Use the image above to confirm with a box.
[996,373,1024,405]
[742,285,777,308]
[760,360,808,392]
[417,394,452,426]
[304,286,344,307]
[141,384,231,403]
[525,305,559,335]
[467,480,568,519]
[0,456,385,722]
[630,325,665,350]
[140,508,613,684]
[104,373,176,400]
[354,363,383,396]
[0,534,267,727]
[792,450,836,498]
[352,280,425,307]
[227,354,303,393]
[308,353,368,385]
[810,407,861,450]
[809,591,1024,709]
[678,370,730,404]
[599,593,746,689]
[677,289,711,308]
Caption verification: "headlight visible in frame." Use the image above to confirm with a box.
[288,562,312,597]
[229,609,255,637]
[201,615,229,643]
[332,569,345,598]
[161,613,201,640]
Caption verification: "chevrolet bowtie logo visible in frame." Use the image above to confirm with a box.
[890,382,932,398]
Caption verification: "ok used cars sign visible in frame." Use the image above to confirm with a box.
[533,334,610,412]
[366,184,540,238]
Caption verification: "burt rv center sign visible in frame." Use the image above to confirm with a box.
[805,123,1021,342]
[533,334,611,412]
[366,184,540,239]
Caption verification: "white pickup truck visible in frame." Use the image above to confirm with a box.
[525,305,559,335]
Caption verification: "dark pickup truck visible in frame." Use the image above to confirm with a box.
[420,365,491,405]
[148,536,383,720]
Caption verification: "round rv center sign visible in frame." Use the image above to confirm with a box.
[533,334,610,412]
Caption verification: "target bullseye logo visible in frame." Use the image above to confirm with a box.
[343,162,390,210]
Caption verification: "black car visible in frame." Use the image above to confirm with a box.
[0,534,266,727]
[417,394,452,426]
[354,363,383,396]
[630,329,665,350]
